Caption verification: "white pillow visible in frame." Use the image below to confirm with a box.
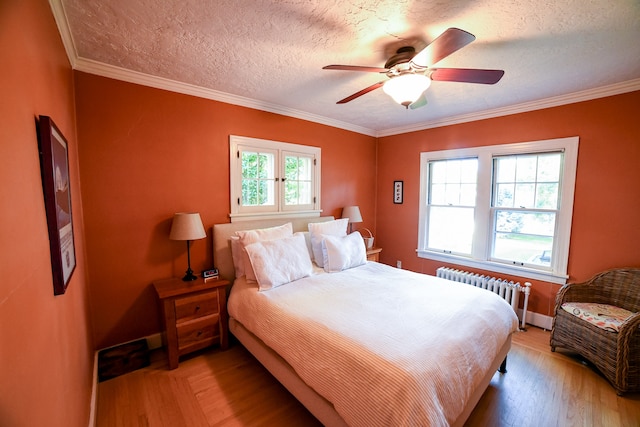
[301,231,313,259]
[321,231,367,273]
[244,233,313,291]
[229,236,244,278]
[308,218,349,267]
[236,223,293,282]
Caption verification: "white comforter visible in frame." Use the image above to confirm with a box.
[228,262,518,426]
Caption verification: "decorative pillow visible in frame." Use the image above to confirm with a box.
[309,218,349,267]
[229,236,245,278]
[561,302,634,333]
[236,223,293,282]
[321,231,367,273]
[244,233,313,291]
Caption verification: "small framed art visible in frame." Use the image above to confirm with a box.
[38,115,76,295]
[393,180,403,204]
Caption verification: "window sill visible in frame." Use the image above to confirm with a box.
[229,210,322,223]
[416,250,568,285]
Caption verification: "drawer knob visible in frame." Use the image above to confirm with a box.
[195,305,200,311]
[197,330,203,336]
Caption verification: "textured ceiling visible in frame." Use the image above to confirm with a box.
[56,0,640,136]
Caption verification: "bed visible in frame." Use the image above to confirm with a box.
[213,217,518,427]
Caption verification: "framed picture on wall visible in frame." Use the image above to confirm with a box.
[394,180,403,204]
[37,115,76,295]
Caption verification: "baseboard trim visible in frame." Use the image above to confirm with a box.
[88,350,98,427]
[88,333,163,427]
[519,310,554,331]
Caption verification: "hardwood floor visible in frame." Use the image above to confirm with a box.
[96,327,640,427]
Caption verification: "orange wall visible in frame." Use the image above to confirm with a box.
[0,1,93,426]
[376,91,640,318]
[74,73,378,349]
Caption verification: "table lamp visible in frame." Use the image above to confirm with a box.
[169,212,206,281]
[342,205,362,233]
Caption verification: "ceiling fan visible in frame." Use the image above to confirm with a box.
[323,28,504,109]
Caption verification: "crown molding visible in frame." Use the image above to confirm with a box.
[377,78,640,137]
[73,58,378,137]
[70,57,640,139]
[47,0,375,136]
[49,0,77,68]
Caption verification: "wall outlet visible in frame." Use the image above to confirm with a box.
[396,260,402,269]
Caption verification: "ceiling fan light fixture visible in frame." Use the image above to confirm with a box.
[383,74,431,108]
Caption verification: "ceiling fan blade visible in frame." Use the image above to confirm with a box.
[430,68,505,84]
[336,81,386,104]
[409,93,428,109]
[323,65,389,73]
[411,28,476,68]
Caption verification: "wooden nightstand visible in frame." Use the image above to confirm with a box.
[153,277,229,369]
[366,247,382,262]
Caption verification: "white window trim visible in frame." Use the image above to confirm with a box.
[229,135,321,222]
[417,136,579,284]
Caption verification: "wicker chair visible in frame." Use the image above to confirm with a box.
[550,268,640,395]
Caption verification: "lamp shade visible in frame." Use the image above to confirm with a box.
[169,212,206,241]
[383,73,431,107]
[342,206,363,224]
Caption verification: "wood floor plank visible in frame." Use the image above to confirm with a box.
[97,327,640,427]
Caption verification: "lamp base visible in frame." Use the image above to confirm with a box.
[181,240,198,281]
[182,269,198,282]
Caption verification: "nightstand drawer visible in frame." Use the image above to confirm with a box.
[174,292,219,323]
[177,315,219,352]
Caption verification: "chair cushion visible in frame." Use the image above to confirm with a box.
[561,302,634,333]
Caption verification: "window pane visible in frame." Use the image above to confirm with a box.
[242,152,259,178]
[241,150,275,207]
[299,181,311,204]
[298,157,312,180]
[283,154,313,206]
[537,153,561,182]
[445,160,461,182]
[460,183,476,206]
[285,156,298,180]
[493,233,553,266]
[514,183,535,208]
[496,210,555,236]
[493,210,556,266]
[445,183,460,205]
[430,183,446,205]
[495,157,515,183]
[285,180,298,204]
[516,156,537,182]
[536,183,559,209]
[428,206,475,254]
[429,158,477,207]
[460,159,478,183]
[495,183,514,207]
[431,161,447,183]
[258,154,272,179]
[242,179,257,205]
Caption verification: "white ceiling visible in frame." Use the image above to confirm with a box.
[53,0,640,137]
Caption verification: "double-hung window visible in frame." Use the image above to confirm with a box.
[229,135,321,221]
[418,137,578,284]
[426,158,478,256]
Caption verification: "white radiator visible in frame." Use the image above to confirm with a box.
[436,267,531,329]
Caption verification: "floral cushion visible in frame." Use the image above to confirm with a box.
[561,302,634,333]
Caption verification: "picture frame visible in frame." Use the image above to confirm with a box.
[38,115,76,295]
[393,180,403,204]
